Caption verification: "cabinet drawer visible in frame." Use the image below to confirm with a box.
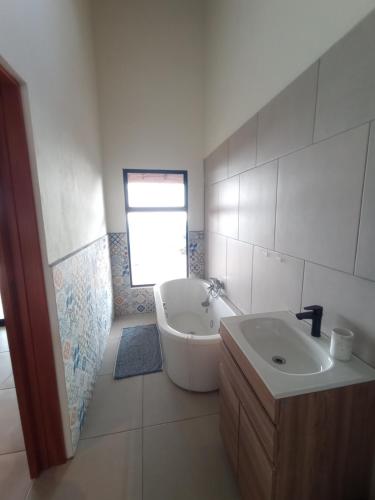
[221,325,277,421]
[221,342,276,462]
[219,363,239,475]
[239,405,274,500]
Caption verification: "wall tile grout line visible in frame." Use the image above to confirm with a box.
[225,139,229,179]
[250,244,255,313]
[299,260,306,313]
[237,174,241,240]
[311,58,321,144]
[353,121,372,275]
[206,228,375,285]
[225,236,228,285]
[206,119,375,189]
[273,159,280,251]
[254,113,259,166]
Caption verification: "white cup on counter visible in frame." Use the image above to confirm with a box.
[329,328,354,361]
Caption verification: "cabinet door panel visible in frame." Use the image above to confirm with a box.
[239,405,274,500]
[221,342,276,461]
[219,362,239,475]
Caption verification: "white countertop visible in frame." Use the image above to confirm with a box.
[221,311,375,399]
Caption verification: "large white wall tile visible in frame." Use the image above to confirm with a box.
[302,262,375,366]
[252,247,304,314]
[206,232,227,284]
[239,161,277,248]
[355,122,375,281]
[218,176,239,239]
[226,239,253,313]
[276,125,368,273]
[205,142,228,185]
[228,116,257,176]
[205,183,220,233]
[314,11,375,142]
[257,63,318,165]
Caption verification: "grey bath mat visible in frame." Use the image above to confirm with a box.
[114,324,163,379]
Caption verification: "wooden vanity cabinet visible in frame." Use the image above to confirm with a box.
[219,324,375,500]
[218,362,239,474]
[238,405,274,500]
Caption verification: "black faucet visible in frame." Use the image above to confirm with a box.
[295,305,323,337]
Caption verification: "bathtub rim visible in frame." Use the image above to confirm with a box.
[154,277,241,342]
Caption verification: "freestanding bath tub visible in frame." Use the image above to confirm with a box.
[154,278,239,392]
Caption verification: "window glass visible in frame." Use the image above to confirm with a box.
[124,170,188,286]
[127,172,185,208]
[128,211,187,286]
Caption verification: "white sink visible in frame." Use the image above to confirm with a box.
[240,317,332,375]
[221,311,375,398]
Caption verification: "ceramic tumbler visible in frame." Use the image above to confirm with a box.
[330,327,354,361]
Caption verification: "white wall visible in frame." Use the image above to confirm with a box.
[204,0,375,155]
[0,0,107,264]
[92,0,204,232]
[0,0,108,457]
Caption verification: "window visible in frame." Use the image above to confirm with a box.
[123,169,188,286]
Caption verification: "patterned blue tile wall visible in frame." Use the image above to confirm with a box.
[109,231,205,316]
[52,235,113,451]
[188,231,205,278]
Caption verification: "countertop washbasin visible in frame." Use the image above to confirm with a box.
[221,311,375,399]
[240,317,332,375]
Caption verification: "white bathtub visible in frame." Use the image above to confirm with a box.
[154,278,239,392]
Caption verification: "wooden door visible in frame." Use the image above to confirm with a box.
[0,64,66,477]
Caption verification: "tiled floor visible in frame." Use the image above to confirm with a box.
[0,327,9,353]
[0,327,31,500]
[27,314,239,500]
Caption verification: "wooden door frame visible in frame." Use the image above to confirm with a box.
[0,64,66,477]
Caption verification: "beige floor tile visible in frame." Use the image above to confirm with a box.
[28,430,142,500]
[80,375,142,439]
[0,389,24,454]
[1,373,15,390]
[143,415,240,500]
[143,371,219,427]
[0,451,31,500]
[0,351,13,389]
[0,328,8,353]
[109,314,156,338]
[99,336,120,376]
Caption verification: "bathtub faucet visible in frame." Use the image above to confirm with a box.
[201,277,224,306]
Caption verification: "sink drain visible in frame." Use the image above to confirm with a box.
[272,355,286,365]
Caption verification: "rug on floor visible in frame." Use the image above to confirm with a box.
[114,323,163,379]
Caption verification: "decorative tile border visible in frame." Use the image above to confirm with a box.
[109,231,205,317]
[188,231,205,279]
[52,235,113,451]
